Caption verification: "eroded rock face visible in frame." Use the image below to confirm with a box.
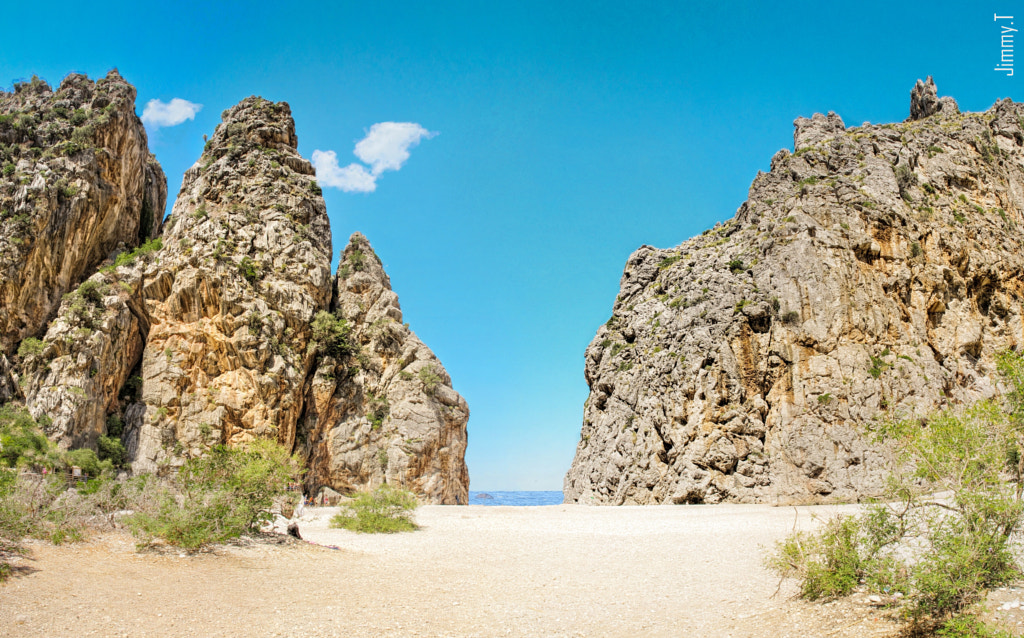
[297,233,470,505]
[116,99,468,502]
[127,97,334,473]
[0,71,165,366]
[21,263,153,449]
[0,79,469,502]
[0,71,165,429]
[564,80,1024,505]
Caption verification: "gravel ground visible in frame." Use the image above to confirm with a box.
[0,503,910,637]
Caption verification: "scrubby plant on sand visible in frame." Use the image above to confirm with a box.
[0,405,147,574]
[330,484,419,533]
[767,350,1024,636]
[126,440,301,551]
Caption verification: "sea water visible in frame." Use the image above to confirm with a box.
[468,491,564,506]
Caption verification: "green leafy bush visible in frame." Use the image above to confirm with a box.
[348,249,366,272]
[0,406,58,469]
[97,436,127,468]
[366,392,390,430]
[330,484,418,533]
[417,365,441,395]
[767,350,1024,632]
[16,337,45,358]
[310,310,354,358]
[125,440,301,550]
[238,256,260,284]
[112,237,162,269]
[64,448,114,478]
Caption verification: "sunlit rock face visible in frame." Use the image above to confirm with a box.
[0,70,165,442]
[565,79,1024,505]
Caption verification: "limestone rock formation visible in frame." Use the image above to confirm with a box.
[127,97,334,473]
[564,80,1024,505]
[297,233,470,504]
[0,70,166,419]
[111,97,468,502]
[0,74,469,502]
[21,263,153,449]
[0,71,165,356]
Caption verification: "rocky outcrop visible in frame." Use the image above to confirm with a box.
[564,80,1024,505]
[0,70,165,436]
[297,233,470,504]
[0,71,165,366]
[111,97,468,502]
[0,74,469,502]
[21,261,154,449]
[127,97,334,473]
[908,76,958,122]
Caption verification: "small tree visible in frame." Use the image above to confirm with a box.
[126,440,302,550]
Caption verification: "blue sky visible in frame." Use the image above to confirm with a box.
[2,1,1018,489]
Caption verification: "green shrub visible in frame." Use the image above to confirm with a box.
[935,614,1011,637]
[97,436,127,469]
[113,237,162,268]
[126,440,301,550]
[658,255,681,270]
[2,163,14,176]
[310,310,354,358]
[63,448,113,478]
[330,484,418,533]
[78,279,106,305]
[417,365,441,395]
[238,256,260,284]
[16,337,45,358]
[0,406,58,469]
[728,259,745,273]
[247,311,263,336]
[349,249,366,272]
[768,350,1024,629]
[366,392,390,430]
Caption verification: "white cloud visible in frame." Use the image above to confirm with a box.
[313,121,436,193]
[141,98,202,128]
[354,122,437,175]
[311,150,378,193]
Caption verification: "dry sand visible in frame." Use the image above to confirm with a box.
[0,503,910,637]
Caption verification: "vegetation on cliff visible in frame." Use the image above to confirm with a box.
[768,350,1024,635]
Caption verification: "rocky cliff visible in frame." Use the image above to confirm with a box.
[123,96,335,473]
[0,70,166,435]
[564,78,1024,505]
[121,97,468,503]
[0,74,467,503]
[298,233,470,504]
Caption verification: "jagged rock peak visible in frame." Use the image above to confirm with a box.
[209,96,298,152]
[338,231,394,291]
[0,70,165,406]
[296,231,471,504]
[794,112,845,149]
[564,86,1024,506]
[908,76,959,121]
[126,95,333,473]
